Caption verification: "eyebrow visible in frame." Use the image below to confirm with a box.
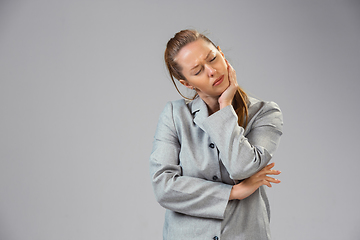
[190,50,213,71]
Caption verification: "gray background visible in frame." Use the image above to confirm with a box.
[1,0,359,239]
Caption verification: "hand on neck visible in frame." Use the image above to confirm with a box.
[198,94,221,116]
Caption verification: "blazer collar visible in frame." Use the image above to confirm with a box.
[190,97,209,130]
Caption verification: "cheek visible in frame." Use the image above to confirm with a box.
[218,58,227,71]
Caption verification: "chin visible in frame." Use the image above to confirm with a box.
[213,86,227,97]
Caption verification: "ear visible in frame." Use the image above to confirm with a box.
[217,46,225,57]
[179,79,194,90]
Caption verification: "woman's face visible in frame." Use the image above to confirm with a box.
[176,39,229,99]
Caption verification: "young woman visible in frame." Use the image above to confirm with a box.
[150,29,283,240]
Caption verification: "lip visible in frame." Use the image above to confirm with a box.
[213,75,224,86]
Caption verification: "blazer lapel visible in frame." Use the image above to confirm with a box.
[190,97,209,132]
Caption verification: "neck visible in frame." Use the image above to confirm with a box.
[200,95,220,115]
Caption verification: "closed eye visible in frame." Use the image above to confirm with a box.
[210,56,217,62]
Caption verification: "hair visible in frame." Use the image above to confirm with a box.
[164,29,249,128]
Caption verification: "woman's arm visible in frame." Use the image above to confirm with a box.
[202,102,283,181]
[150,101,282,219]
[202,61,283,181]
[229,162,281,200]
[150,102,232,220]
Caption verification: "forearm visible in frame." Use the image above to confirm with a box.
[228,162,281,200]
[151,160,232,219]
[202,103,283,181]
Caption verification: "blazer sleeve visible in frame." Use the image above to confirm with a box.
[202,101,283,181]
[149,102,233,220]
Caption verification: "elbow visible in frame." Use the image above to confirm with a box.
[151,176,167,206]
[228,147,273,180]
[150,168,179,206]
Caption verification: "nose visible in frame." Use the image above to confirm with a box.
[206,65,216,77]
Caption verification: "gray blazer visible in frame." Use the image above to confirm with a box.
[150,96,283,240]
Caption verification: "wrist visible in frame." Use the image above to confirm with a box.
[219,101,232,109]
[229,186,235,200]
[229,184,239,200]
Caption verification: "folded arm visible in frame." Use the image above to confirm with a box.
[150,102,232,220]
[202,101,283,181]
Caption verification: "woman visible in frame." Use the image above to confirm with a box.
[150,29,283,240]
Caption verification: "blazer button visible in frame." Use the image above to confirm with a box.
[209,143,215,148]
[212,175,218,181]
[213,236,219,240]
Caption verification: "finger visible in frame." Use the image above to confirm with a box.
[225,59,230,69]
[257,169,281,178]
[225,58,230,65]
[266,162,275,169]
[265,176,281,183]
[264,164,280,172]
[226,59,234,70]
[226,60,236,76]
[260,163,274,172]
[252,179,271,189]
[266,169,281,175]
[254,169,281,181]
[262,180,272,188]
[227,66,237,86]
[256,163,275,175]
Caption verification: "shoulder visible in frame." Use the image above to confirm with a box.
[158,99,193,124]
[155,99,194,139]
[246,96,283,130]
[160,99,190,116]
[247,96,282,120]
[248,96,281,114]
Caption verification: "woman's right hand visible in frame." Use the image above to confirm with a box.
[218,59,239,109]
[229,163,281,200]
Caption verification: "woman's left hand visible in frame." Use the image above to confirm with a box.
[229,162,281,200]
[218,59,239,109]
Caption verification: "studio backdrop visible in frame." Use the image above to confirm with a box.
[0,0,359,239]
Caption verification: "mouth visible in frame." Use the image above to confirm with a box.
[213,75,224,86]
